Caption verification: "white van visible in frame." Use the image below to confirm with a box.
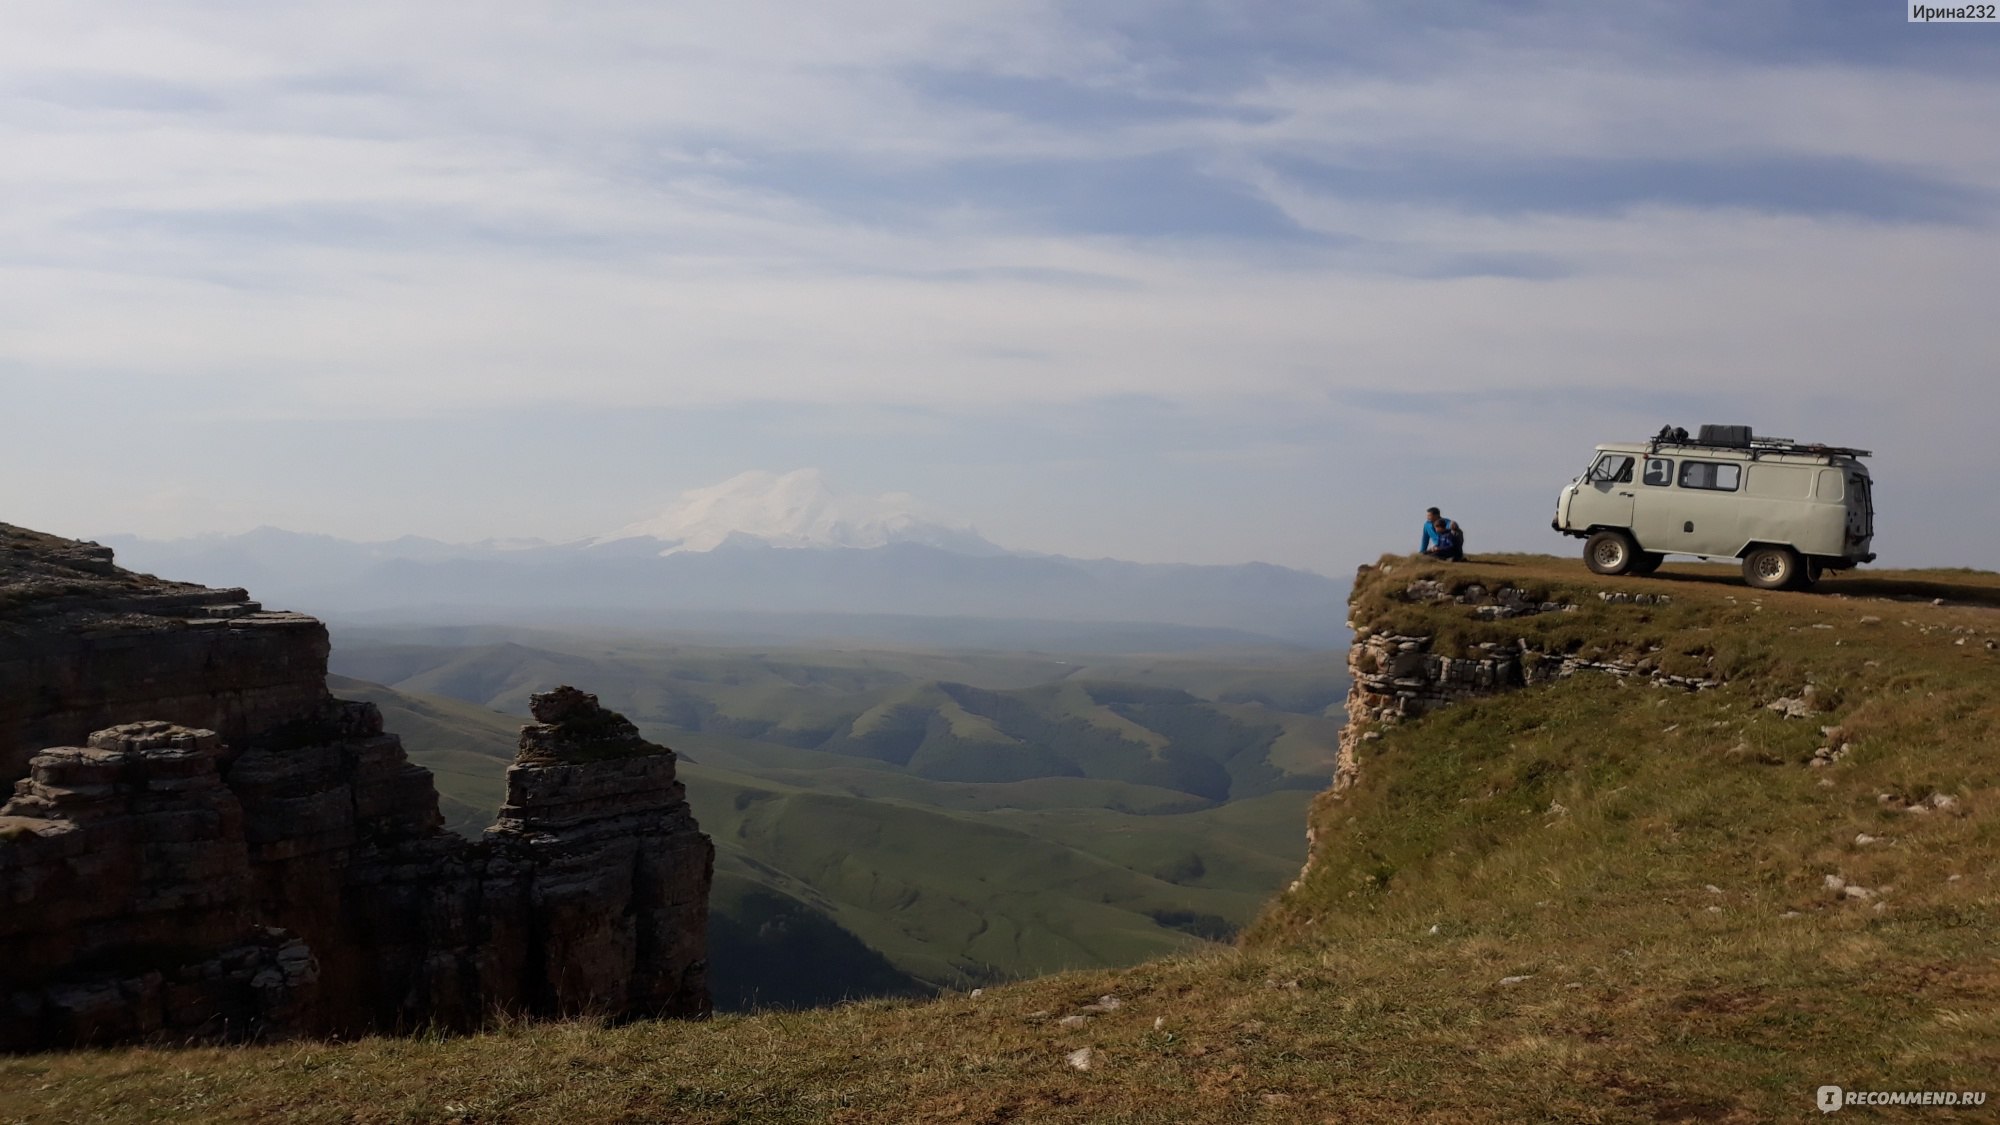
[1552,425,1876,590]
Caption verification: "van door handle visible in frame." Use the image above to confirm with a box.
[1617,491,1634,497]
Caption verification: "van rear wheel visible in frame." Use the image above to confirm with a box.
[1585,531,1638,575]
[1631,551,1665,576]
[1743,546,1802,591]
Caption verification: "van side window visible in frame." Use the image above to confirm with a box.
[1817,469,1845,500]
[1642,458,1673,486]
[1590,454,1634,483]
[1678,460,1741,491]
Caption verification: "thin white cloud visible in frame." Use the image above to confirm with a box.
[0,2,1995,565]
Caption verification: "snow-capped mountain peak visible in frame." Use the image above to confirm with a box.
[591,469,1003,556]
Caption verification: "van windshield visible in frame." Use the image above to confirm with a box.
[1587,454,1634,483]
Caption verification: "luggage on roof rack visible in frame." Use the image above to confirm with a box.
[1644,423,1872,460]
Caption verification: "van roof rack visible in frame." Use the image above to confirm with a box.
[1647,424,1871,460]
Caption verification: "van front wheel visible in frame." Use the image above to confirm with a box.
[1742,546,1802,591]
[1585,531,1638,575]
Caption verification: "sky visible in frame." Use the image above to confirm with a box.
[2,1,1997,574]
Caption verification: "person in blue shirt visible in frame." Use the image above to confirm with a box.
[1420,507,1464,561]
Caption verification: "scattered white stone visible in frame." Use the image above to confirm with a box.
[1859,616,1881,625]
[1027,1010,1050,1019]
[1057,1014,1089,1029]
[1932,597,1946,606]
[1564,982,1584,990]
[970,988,984,998]
[1766,697,1813,719]
[1498,975,1533,986]
[1153,1016,1166,1030]
[1704,884,1723,894]
[1948,874,1962,883]
[1930,793,1959,811]
[1842,885,1874,901]
[1066,1047,1096,1071]
[1854,833,1878,846]
[1823,874,1847,894]
[1547,801,1568,817]
[1080,994,1123,1013]
[1781,911,1803,918]
[1427,923,1441,935]
[1706,906,1722,913]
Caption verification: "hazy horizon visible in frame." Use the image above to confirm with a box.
[5,4,1997,572]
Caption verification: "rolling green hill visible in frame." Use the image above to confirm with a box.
[329,633,1342,802]
[20,559,1995,1122]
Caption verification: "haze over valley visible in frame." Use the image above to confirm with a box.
[104,469,1348,648]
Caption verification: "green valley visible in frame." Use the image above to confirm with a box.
[324,632,1345,1008]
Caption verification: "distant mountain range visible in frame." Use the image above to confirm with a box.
[99,471,1347,646]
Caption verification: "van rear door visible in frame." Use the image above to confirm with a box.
[1846,467,1875,558]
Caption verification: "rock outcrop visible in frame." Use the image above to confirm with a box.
[0,524,711,1050]
[1335,566,1715,787]
[1292,560,1724,894]
[0,524,329,785]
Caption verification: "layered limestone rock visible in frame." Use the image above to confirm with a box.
[0,722,319,1048]
[0,526,711,1049]
[487,687,711,1018]
[0,523,328,785]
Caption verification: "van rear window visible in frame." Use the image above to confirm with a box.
[1747,464,1812,499]
[1678,460,1740,492]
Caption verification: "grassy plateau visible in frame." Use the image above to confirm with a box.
[3,555,1996,1122]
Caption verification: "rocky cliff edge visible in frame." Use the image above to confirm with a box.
[0,523,712,1050]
